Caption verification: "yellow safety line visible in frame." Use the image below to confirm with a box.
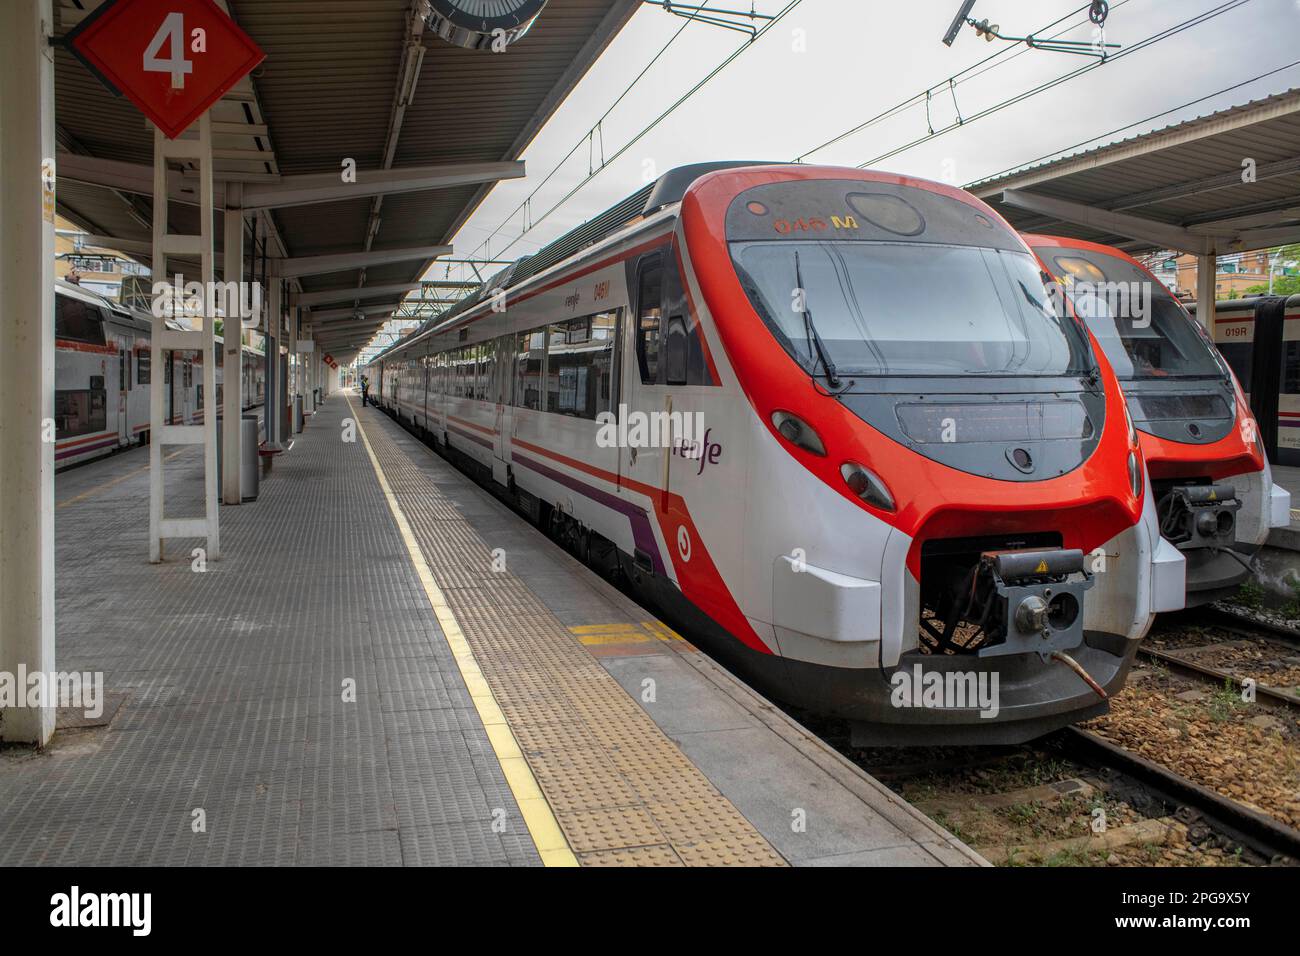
[57,448,187,509]
[346,396,577,867]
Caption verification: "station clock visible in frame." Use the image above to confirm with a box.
[425,0,549,50]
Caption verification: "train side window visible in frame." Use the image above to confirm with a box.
[544,312,617,419]
[54,388,107,438]
[514,328,545,411]
[636,257,663,384]
[55,295,107,345]
[664,315,688,386]
[137,351,151,384]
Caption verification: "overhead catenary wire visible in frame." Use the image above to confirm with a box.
[970,56,1300,186]
[459,0,724,278]
[468,0,805,271]
[856,0,1255,169]
[793,0,1133,163]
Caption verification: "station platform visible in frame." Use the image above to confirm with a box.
[0,392,982,867]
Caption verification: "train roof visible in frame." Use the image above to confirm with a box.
[54,279,271,348]
[370,161,775,366]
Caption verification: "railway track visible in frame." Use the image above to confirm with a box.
[820,723,1300,867]
[796,610,1300,867]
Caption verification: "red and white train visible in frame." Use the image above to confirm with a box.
[55,280,266,468]
[370,163,1185,745]
[1024,236,1290,606]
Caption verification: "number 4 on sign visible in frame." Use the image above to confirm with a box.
[143,12,207,89]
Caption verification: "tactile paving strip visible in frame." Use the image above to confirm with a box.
[357,405,787,867]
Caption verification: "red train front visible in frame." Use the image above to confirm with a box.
[371,163,1185,745]
[1025,234,1290,606]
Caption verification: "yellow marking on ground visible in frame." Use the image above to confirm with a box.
[346,395,576,867]
[57,448,187,509]
[569,621,686,646]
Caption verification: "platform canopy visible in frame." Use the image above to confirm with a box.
[968,88,1300,259]
[52,0,640,363]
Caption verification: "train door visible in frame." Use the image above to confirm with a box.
[492,336,511,486]
[182,355,194,423]
[622,252,667,504]
[163,351,173,423]
[113,332,132,446]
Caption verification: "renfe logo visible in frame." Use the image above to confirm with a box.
[673,427,722,475]
[50,886,151,936]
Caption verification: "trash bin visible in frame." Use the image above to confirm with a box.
[241,414,260,500]
[293,394,304,433]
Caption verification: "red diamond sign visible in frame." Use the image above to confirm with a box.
[66,0,265,139]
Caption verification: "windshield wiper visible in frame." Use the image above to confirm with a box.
[794,250,842,389]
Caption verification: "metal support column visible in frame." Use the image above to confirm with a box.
[222,184,244,503]
[1196,252,1217,330]
[150,114,219,562]
[0,0,56,744]
[263,229,282,450]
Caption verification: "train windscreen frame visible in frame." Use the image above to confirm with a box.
[726,179,1094,379]
[1038,246,1226,382]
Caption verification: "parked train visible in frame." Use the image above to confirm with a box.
[1024,236,1290,606]
[370,163,1184,745]
[54,280,266,468]
[1191,292,1300,469]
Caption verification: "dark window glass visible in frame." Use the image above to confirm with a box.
[659,247,715,386]
[1044,249,1225,381]
[545,312,618,419]
[664,315,688,385]
[637,258,663,384]
[137,350,151,384]
[55,388,107,438]
[1283,341,1300,396]
[55,295,106,344]
[731,240,1091,377]
[514,329,546,411]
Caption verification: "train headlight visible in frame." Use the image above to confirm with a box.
[1127,450,1142,499]
[771,411,826,456]
[841,462,895,512]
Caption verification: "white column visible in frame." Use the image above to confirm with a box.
[222,186,243,504]
[0,0,56,744]
[288,298,300,432]
[268,277,284,446]
[1196,252,1217,330]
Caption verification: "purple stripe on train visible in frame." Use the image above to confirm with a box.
[510,450,666,577]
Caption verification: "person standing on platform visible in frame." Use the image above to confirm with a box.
[360,375,369,407]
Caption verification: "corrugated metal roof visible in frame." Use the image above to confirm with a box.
[968,88,1300,256]
[52,0,639,362]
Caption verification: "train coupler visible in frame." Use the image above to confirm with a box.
[1159,483,1240,549]
[974,548,1094,661]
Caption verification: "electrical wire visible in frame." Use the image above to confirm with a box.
[476,0,805,268]
[857,0,1255,168]
[971,56,1300,187]
[459,0,724,276]
[794,0,1132,163]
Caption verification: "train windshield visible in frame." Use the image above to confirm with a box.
[1038,246,1225,381]
[731,240,1092,377]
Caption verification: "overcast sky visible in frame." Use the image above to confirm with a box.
[423,0,1298,291]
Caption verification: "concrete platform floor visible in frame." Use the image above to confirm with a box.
[0,392,981,867]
